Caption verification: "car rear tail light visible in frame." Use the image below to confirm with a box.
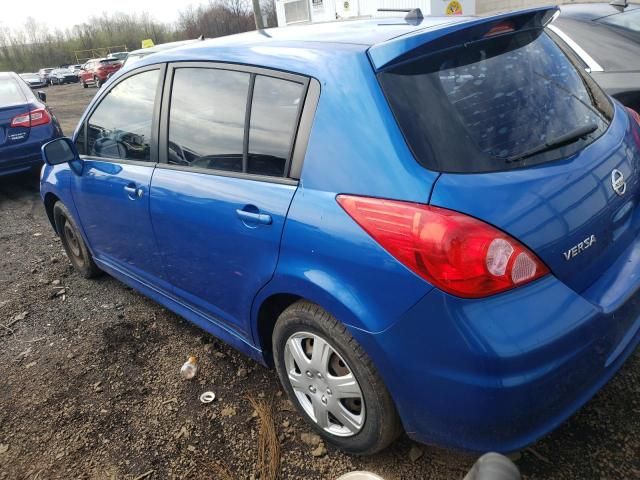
[337,195,549,298]
[627,107,640,148]
[10,108,51,128]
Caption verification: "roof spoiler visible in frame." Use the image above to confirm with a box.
[368,6,559,71]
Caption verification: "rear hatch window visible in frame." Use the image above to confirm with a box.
[0,78,26,106]
[379,30,613,173]
[0,77,28,147]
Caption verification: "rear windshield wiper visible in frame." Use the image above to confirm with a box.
[506,123,599,164]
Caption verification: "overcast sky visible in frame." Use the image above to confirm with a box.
[1,1,211,32]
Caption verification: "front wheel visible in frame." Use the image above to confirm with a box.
[53,202,101,279]
[94,76,102,88]
[81,79,88,88]
[273,301,402,455]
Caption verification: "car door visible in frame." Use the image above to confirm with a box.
[150,63,310,335]
[71,65,166,286]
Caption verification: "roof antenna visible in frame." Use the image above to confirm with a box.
[377,8,424,21]
[405,8,424,20]
[609,0,628,11]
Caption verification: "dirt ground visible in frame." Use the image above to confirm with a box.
[0,83,639,480]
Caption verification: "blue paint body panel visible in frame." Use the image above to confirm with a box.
[0,72,62,175]
[70,160,165,285]
[40,8,640,453]
[150,168,298,336]
[430,103,640,294]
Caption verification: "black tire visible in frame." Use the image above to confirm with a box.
[81,80,88,89]
[53,202,101,279]
[273,300,402,455]
[94,76,102,88]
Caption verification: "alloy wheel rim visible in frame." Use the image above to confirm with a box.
[284,331,365,437]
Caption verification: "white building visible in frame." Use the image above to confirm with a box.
[275,0,477,26]
[274,0,607,26]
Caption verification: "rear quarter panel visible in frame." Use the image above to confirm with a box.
[253,47,440,339]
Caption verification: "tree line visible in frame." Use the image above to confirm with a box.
[0,0,276,73]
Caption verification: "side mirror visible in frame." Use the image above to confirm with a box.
[37,91,46,103]
[41,137,79,166]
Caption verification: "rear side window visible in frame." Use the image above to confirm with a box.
[85,69,159,161]
[168,68,250,173]
[168,68,304,178]
[248,76,304,176]
[379,30,611,173]
[0,78,25,105]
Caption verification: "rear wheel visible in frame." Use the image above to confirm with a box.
[273,301,402,455]
[53,202,101,279]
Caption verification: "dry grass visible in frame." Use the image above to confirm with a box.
[207,461,236,480]
[248,396,281,480]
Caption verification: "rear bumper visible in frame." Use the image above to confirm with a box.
[351,243,640,452]
[0,155,42,176]
[0,124,60,176]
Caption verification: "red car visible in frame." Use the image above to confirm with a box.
[79,58,122,88]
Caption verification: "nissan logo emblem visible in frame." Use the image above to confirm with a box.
[611,169,626,196]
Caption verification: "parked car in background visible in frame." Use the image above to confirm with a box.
[49,68,79,85]
[1,72,62,176]
[37,68,54,84]
[79,58,123,88]
[19,73,47,89]
[71,64,83,75]
[107,51,129,63]
[549,2,640,111]
[40,7,640,455]
[123,39,200,66]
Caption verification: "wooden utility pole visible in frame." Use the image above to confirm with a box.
[252,0,265,29]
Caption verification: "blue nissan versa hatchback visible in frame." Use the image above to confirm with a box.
[40,7,640,455]
[0,72,61,175]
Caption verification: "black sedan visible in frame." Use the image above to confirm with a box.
[49,68,78,86]
[548,2,640,111]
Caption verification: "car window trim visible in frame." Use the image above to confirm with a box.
[158,61,318,183]
[290,77,320,180]
[157,163,299,186]
[78,63,166,165]
[243,73,256,174]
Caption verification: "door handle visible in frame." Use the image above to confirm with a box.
[124,184,143,199]
[236,208,272,225]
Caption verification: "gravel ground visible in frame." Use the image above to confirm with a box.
[0,83,639,479]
